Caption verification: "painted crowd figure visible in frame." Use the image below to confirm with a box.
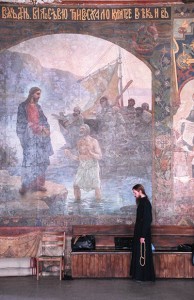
[58,106,84,149]
[130,184,155,282]
[16,87,53,194]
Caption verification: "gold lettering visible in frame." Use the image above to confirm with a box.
[112,9,132,20]
[11,7,17,19]
[112,9,120,21]
[2,6,31,19]
[90,9,99,20]
[60,8,68,20]
[112,9,115,20]
[70,9,76,20]
[57,8,62,20]
[161,8,169,19]
[18,7,30,20]
[100,9,110,20]
[2,7,7,18]
[77,9,82,20]
[141,8,153,19]
[154,8,159,18]
[46,8,52,20]
[105,9,110,19]
[100,9,106,20]
[82,9,87,21]
[146,8,153,18]
[51,8,58,20]
[141,8,146,19]
[0,5,169,21]
[135,8,140,19]
[2,7,18,19]
[17,8,23,20]
[33,7,39,19]
[70,9,81,20]
[125,9,132,19]
[69,8,100,21]
[40,8,47,20]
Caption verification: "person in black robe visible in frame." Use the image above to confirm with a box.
[130,184,155,282]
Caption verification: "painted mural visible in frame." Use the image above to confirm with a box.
[0,33,152,224]
[0,2,193,228]
[173,13,194,225]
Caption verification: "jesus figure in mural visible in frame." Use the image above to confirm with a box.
[64,124,102,200]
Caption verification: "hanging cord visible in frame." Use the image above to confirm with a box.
[140,241,146,267]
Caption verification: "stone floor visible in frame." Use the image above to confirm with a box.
[0,277,194,300]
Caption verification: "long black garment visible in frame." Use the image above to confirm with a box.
[130,196,155,281]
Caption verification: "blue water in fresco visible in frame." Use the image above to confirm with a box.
[45,154,152,216]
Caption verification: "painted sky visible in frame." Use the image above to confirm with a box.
[9,33,152,107]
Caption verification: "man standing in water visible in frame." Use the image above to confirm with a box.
[65,124,102,200]
[16,87,53,194]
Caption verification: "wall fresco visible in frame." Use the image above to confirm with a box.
[172,8,194,225]
[0,30,154,225]
[0,2,193,228]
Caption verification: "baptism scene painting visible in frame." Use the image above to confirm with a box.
[0,33,153,224]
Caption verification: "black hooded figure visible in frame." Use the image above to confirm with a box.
[130,184,155,282]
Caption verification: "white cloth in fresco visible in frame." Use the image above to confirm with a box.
[74,159,100,191]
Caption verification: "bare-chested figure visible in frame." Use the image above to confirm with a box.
[65,124,102,200]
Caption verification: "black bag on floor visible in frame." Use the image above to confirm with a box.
[71,235,95,252]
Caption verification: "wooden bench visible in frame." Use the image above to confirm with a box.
[71,225,194,278]
[71,225,133,278]
[152,226,194,278]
